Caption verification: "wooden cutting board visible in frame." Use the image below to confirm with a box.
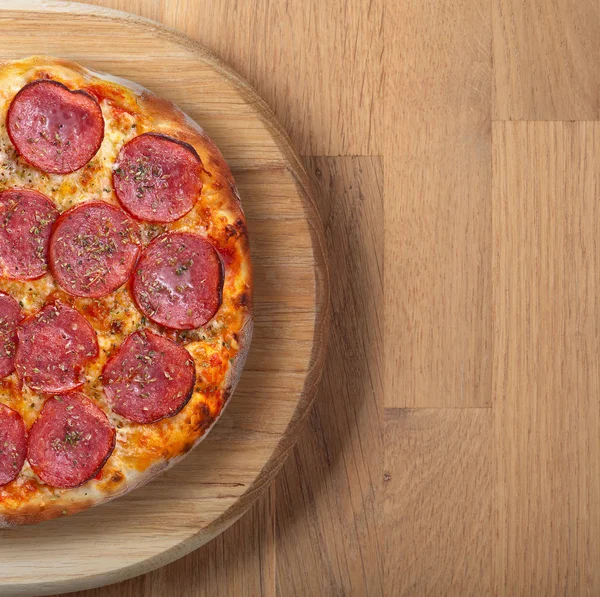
[0,2,329,595]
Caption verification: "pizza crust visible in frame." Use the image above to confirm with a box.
[0,56,252,526]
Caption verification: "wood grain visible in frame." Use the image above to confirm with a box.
[383,0,492,407]
[73,0,384,156]
[0,158,323,596]
[493,121,600,596]
[73,0,160,20]
[148,0,383,156]
[61,485,277,597]
[274,157,384,596]
[6,0,600,595]
[57,155,383,597]
[382,408,493,596]
[0,3,328,595]
[493,0,600,120]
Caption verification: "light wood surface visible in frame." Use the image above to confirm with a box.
[83,0,383,157]
[273,157,383,597]
[384,0,492,408]
[493,0,599,120]
[5,0,600,595]
[493,121,600,595]
[0,2,329,596]
[61,153,382,597]
[383,409,493,596]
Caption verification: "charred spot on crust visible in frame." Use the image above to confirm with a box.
[181,441,195,454]
[193,403,212,433]
[237,292,250,309]
[223,218,247,241]
[225,224,237,239]
[111,471,124,484]
[0,60,252,522]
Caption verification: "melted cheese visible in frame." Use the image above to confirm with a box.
[0,59,251,518]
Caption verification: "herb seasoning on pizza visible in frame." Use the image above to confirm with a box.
[0,56,252,525]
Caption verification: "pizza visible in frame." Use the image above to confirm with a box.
[0,56,252,525]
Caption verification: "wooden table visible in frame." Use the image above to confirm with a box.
[61,1,600,596]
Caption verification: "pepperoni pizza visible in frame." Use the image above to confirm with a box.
[0,56,252,525]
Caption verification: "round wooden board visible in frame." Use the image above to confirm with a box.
[0,2,329,596]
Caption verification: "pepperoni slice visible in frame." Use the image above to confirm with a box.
[102,330,195,424]
[0,189,58,280]
[0,293,22,378]
[132,232,223,330]
[27,393,115,488]
[7,79,104,174]
[0,403,27,485]
[15,302,98,393]
[49,201,141,298]
[113,133,202,223]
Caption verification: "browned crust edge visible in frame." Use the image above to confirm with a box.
[0,55,254,527]
[0,6,329,593]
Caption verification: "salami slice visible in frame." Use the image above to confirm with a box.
[27,393,115,488]
[113,133,202,223]
[102,330,195,424]
[15,302,98,393]
[0,293,22,378]
[0,403,27,485]
[132,232,223,330]
[7,79,104,174]
[49,201,141,298]
[0,189,59,280]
